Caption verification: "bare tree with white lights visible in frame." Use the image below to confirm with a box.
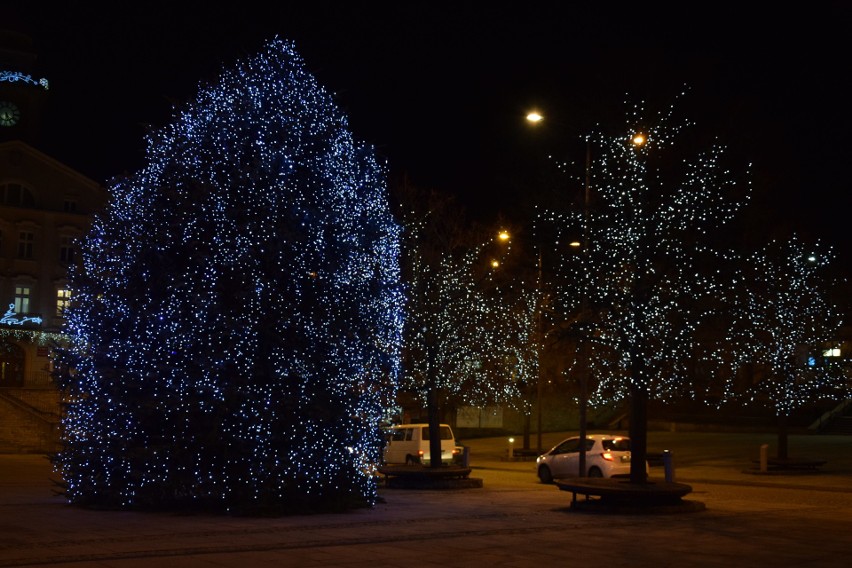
[728,236,846,460]
[538,94,749,483]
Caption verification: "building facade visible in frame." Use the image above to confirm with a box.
[0,30,106,452]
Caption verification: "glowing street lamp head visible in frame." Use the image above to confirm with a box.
[526,111,544,123]
[498,230,510,242]
[631,132,647,146]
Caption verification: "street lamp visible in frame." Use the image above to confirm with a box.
[498,227,543,453]
[492,230,513,268]
[527,110,592,475]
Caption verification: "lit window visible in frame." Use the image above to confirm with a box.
[823,347,841,357]
[14,286,30,314]
[57,289,72,316]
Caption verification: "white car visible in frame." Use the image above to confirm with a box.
[535,434,649,483]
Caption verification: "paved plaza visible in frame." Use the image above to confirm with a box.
[2,431,852,567]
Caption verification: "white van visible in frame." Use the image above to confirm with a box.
[382,423,458,465]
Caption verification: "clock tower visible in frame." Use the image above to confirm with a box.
[0,29,48,145]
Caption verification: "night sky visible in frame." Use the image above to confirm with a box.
[4,2,851,273]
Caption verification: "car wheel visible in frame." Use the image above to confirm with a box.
[538,465,553,484]
[588,466,603,478]
[405,455,419,466]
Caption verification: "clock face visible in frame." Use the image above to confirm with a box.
[0,101,21,127]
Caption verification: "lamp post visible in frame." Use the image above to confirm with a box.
[497,223,539,452]
[525,111,551,455]
[578,133,591,477]
[526,114,650,476]
[527,110,591,475]
[577,132,645,475]
[536,247,543,454]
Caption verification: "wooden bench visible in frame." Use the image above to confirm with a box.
[377,465,482,489]
[554,478,694,507]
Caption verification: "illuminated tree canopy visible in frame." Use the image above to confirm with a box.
[394,185,533,411]
[728,236,846,456]
[538,93,749,481]
[53,38,403,514]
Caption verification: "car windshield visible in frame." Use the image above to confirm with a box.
[601,438,631,451]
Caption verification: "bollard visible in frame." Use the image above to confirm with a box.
[760,444,768,472]
[662,449,675,482]
[507,437,515,460]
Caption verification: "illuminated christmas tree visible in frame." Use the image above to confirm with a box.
[729,236,846,459]
[538,93,749,482]
[52,39,404,513]
[392,183,533,465]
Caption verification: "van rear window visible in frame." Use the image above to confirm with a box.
[422,426,453,440]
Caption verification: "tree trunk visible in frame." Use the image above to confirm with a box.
[578,340,588,476]
[424,339,443,469]
[427,384,442,469]
[628,381,649,484]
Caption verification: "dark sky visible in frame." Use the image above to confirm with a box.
[4,1,851,272]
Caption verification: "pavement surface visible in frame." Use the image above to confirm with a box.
[2,430,852,567]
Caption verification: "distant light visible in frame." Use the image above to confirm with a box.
[807,255,817,262]
[632,133,646,146]
[569,241,582,248]
[498,230,510,241]
[526,112,543,123]
[491,260,500,268]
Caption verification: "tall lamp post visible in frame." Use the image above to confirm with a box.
[578,133,591,476]
[535,247,543,453]
[577,131,647,476]
[527,110,591,475]
[498,229,542,452]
